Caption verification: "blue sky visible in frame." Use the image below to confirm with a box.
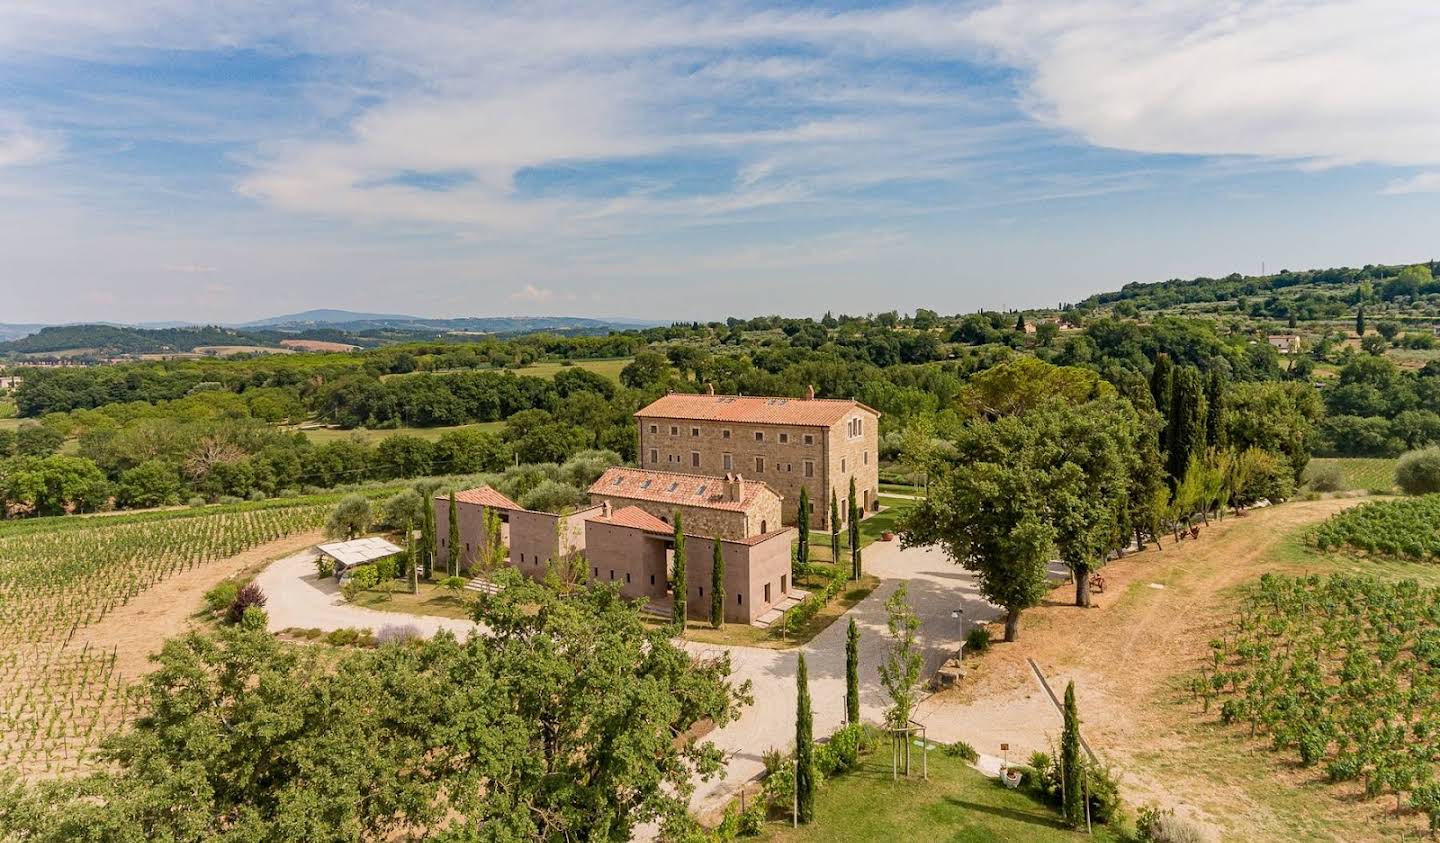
[1,0,1437,324]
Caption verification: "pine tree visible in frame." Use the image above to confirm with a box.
[845,617,860,724]
[671,511,687,631]
[709,538,724,629]
[1356,305,1367,337]
[829,490,841,565]
[848,476,862,580]
[796,487,811,563]
[795,652,816,824]
[1061,681,1084,827]
[447,491,461,577]
[1166,367,1206,487]
[420,495,436,580]
[406,519,419,594]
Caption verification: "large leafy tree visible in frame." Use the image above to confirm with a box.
[0,577,750,842]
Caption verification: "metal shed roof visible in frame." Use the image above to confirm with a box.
[317,537,404,568]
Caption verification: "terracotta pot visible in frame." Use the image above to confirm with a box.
[882,531,895,542]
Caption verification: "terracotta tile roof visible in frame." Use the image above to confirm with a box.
[440,485,521,510]
[726,526,798,546]
[588,467,780,512]
[634,392,878,427]
[587,505,674,533]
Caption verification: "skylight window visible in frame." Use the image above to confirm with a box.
[667,482,679,493]
[696,485,707,496]
[640,480,652,489]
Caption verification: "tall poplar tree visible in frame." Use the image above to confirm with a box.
[795,652,816,824]
[829,490,841,565]
[709,538,724,629]
[848,476,862,580]
[845,617,860,724]
[1166,367,1206,487]
[796,487,811,564]
[671,512,687,630]
[1061,681,1084,827]
[447,491,461,577]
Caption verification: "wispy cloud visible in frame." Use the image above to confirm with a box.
[0,116,58,169]
[1382,172,1440,195]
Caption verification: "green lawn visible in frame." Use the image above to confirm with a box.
[1303,457,1398,493]
[804,496,914,562]
[513,357,631,382]
[681,570,879,649]
[757,750,1122,842]
[296,421,505,446]
[351,580,476,620]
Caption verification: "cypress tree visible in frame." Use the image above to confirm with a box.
[829,490,841,565]
[709,537,724,629]
[845,617,860,724]
[795,652,816,824]
[1014,312,1026,332]
[848,476,861,580]
[1166,367,1206,486]
[406,519,419,594]
[796,487,811,563]
[1204,368,1227,448]
[421,494,436,579]
[447,491,461,577]
[1356,305,1366,337]
[1061,681,1084,827]
[1149,353,1174,427]
[671,511,687,631]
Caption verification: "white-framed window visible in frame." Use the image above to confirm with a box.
[754,431,764,442]
[649,448,658,464]
[670,425,679,436]
[649,424,658,434]
[804,460,814,478]
[691,427,700,437]
[723,453,732,471]
[722,428,731,439]
[804,434,814,445]
[779,432,789,444]
[755,456,765,473]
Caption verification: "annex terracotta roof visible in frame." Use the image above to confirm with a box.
[441,485,521,510]
[587,505,674,533]
[589,467,780,512]
[726,526,798,546]
[634,392,878,427]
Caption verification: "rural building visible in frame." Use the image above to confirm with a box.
[633,387,880,529]
[1267,334,1302,354]
[587,466,781,539]
[432,484,796,624]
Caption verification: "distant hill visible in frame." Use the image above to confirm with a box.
[0,325,275,356]
[240,309,422,327]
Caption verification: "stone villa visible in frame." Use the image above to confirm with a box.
[587,466,781,540]
[634,387,880,529]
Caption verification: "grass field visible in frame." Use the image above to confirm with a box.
[1304,456,1398,492]
[757,749,1122,842]
[296,421,505,445]
[351,581,475,620]
[804,495,913,562]
[515,357,630,382]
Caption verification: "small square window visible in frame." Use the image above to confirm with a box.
[722,429,731,439]
[804,434,814,445]
[754,431,764,442]
[649,424,658,434]
[779,432,789,444]
[670,425,679,436]
[691,427,700,437]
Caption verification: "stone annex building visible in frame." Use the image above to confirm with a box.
[633,387,880,528]
[430,387,878,623]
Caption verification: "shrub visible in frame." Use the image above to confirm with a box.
[225,583,266,624]
[1397,447,1440,495]
[815,724,863,776]
[203,580,240,614]
[942,739,979,762]
[1306,463,1347,492]
[964,625,991,655]
[373,554,399,581]
[341,564,379,600]
[376,624,421,646]
[239,605,268,631]
[315,554,334,579]
[324,627,377,648]
[1022,748,1120,824]
[1137,806,1209,843]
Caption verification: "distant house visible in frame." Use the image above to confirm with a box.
[1268,334,1302,354]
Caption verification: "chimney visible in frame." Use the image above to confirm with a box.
[706,382,715,396]
[805,384,815,400]
[727,474,743,503]
[602,500,612,518]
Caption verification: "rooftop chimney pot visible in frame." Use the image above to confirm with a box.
[805,384,816,400]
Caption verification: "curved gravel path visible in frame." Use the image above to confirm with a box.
[254,549,481,639]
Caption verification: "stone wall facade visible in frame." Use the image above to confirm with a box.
[586,487,780,540]
[636,410,878,529]
[434,497,596,577]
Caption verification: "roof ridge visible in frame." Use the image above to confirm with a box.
[596,466,764,486]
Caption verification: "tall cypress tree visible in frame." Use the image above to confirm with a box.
[1166,367,1206,486]
[1356,305,1366,337]
[1061,681,1084,827]
[1149,353,1174,459]
[848,476,862,580]
[671,511,687,631]
[1204,368,1227,448]
[795,652,816,824]
[845,617,860,724]
[829,490,841,565]
[420,494,436,580]
[447,491,461,577]
[406,519,419,594]
[796,487,811,564]
[709,538,724,629]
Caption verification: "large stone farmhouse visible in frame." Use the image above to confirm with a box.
[433,472,795,624]
[634,387,880,528]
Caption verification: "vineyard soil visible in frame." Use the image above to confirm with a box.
[916,498,1440,842]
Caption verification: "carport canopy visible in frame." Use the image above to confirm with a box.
[317,537,404,572]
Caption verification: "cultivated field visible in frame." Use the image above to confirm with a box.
[1304,457,1398,493]
[516,357,630,382]
[0,502,327,777]
[295,420,505,445]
